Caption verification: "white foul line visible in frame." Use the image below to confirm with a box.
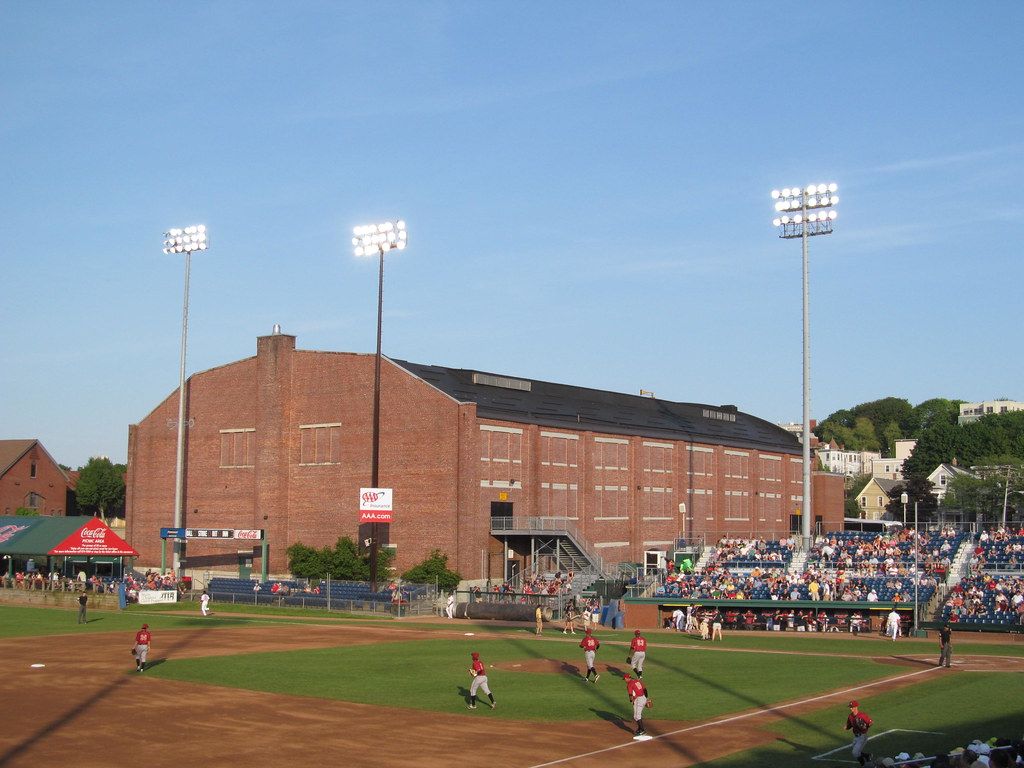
[811,729,945,761]
[528,666,941,768]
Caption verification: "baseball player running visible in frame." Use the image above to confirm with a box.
[845,700,873,765]
[628,629,647,679]
[467,652,496,710]
[133,623,152,672]
[200,589,211,616]
[579,628,601,683]
[624,673,651,739]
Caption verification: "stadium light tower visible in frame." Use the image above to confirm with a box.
[352,219,407,593]
[162,225,208,577]
[770,184,839,544]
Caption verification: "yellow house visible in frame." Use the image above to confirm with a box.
[855,477,901,521]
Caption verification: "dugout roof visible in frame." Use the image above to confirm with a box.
[0,516,138,557]
[392,359,801,454]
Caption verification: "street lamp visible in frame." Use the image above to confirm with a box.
[163,225,208,577]
[901,491,908,527]
[352,219,408,593]
[771,183,839,544]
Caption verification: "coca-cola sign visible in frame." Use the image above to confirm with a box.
[48,518,138,557]
[234,529,264,540]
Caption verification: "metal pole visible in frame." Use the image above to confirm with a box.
[801,192,812,544]
[369,247,384,594]
[1002,466,1011,528]
[913,501,919,635]
[172,249,192,576]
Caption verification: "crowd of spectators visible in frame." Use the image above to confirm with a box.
[864,736,1023,767]
[967,528,1024,573]
[703,537,796,568]
[806,528,964,577]
[941,574,1024,625]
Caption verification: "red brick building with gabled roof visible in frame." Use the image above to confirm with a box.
[0,439,75,517]
[125,330,843,579]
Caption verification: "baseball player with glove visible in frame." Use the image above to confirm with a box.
[467,651,496,710]
[845,700,873,765]
[133,623,152,672]
[579,627,601,683]
[627,629,647,679]
[624,673,652,739]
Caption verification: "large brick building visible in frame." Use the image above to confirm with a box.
[125,330,843,579]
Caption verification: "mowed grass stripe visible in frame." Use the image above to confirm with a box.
[698,671,1024,768]
[148,637,898,721]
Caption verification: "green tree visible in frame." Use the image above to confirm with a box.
[881,420,903,457]
[14,507,40,517]
[401,549,462,591]
[884,476,938,522]
[74,457,126,520]
[287,536,393,582]
[851,417,881,452]
[942,474,1004,523]
[844,473,872,518]
[911,398,963,435]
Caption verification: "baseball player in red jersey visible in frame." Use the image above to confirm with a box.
[628,629,647,679]
[467,652,496,710]
[579,627,601,683]
[845,700,873,765]
[133,623,152,672]
[624,674,651,739]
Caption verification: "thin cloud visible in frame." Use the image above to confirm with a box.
[867,144,1024,174]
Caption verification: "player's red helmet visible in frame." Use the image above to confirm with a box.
[848,700,859,708]
[141,624,149,629]
[623,674,631,680]
[585,628,592,635]
[471,652,480,659]
[634,629,641,636]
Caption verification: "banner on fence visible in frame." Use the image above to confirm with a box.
[137,590,178,605]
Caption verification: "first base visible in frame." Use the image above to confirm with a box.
[632,734,653,741]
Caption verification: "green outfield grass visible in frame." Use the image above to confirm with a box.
[701,672,1024,768]
[148,635,897,722]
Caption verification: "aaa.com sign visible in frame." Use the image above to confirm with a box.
[359,488,393,523]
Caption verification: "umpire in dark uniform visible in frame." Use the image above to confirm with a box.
[77,593,88,624]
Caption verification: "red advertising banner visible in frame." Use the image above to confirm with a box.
[359,488,393,524]
[49,517,139,556]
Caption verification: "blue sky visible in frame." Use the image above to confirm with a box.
[2,2,1022,469]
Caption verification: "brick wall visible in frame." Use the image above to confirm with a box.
[126,332,845,578]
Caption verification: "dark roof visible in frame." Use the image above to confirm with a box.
[391,359,801,454]
[0,516,85,555]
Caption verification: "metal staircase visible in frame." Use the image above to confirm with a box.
[490,516,607,579]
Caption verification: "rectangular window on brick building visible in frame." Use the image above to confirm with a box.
[724,450,749,479]
[724,490,750,521]
[220,428,255,468]
[758,454,782,482]
[540,482,578,518]
[299,423,342,465]
[686,445,715,476]
[689,488,713,521]
[480,425,523,485]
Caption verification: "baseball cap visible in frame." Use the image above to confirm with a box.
[896,753,911,761]
[471,652,479,659]
[623,674,631,680]
[141,623,149,629]
[848,700,859,708]
[634,629,641,636]
[970,742,992,755]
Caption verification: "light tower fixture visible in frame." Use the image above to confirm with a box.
[163,224,208,578]
[770,183,839,545]
[352,219,407,594]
